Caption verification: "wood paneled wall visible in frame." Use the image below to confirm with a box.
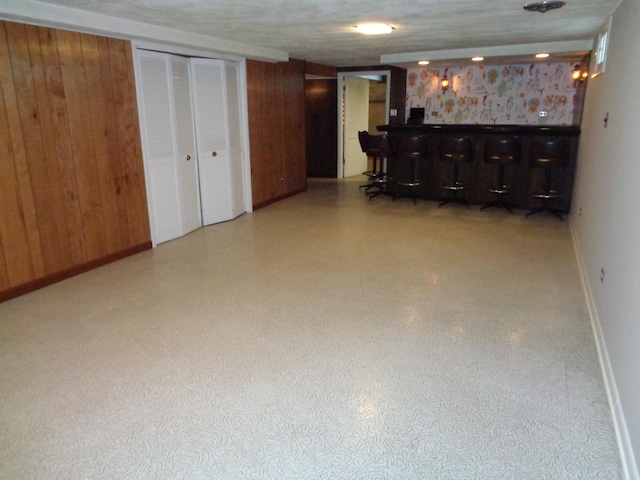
[0,21,151,302]
[246,58,307,209]
[305,61,337,78]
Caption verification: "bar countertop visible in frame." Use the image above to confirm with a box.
[378,123,581,136]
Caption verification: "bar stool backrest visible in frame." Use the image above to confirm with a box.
[367,133,390,158]
[484,136,520,165]
[395,134,428,160]
[358,131,371,154]
[440,137,473,163]
[530,138,570,167]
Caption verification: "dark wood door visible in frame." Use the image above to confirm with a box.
[305,79,337,178]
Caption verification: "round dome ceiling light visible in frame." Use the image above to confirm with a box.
[523,1,566,13]
[354,23,394,35]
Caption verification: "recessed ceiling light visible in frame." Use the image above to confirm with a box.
[354,23,394,35]
[418,60,430,65]
[471,56,485,62]
[536,53,550,58]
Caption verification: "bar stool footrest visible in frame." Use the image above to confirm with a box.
[532,190,563,199]
[488,186,512,194]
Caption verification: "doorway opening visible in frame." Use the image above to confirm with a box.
[337,71,390,179]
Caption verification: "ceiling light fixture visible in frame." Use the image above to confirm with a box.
[354,23,394,35]
[536,53,550,58]
[418,60,430,65]
[471,56,485,62]
[523,1,566,13]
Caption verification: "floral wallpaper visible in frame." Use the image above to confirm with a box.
[406,62,581,125]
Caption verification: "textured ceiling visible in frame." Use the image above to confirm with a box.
[35,0,621,66]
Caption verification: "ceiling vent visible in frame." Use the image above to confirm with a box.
[523,1,566,13]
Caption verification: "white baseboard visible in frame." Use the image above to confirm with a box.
[569,216,639,480]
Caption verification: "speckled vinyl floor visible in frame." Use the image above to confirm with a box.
[0,177,622,479]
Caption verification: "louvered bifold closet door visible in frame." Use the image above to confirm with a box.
[223,61,246,219]
[190,58,235,226]
[137,50,182,244]
[170,55,201,235]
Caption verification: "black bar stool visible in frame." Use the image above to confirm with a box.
[392,134,428,204]
[365,133,391,199]
[358,131,375,191]
[481,136,520,213]
[526,138,570,219]
[358,131,388,195]
[439,136,473,208]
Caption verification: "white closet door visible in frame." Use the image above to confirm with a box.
[170,55,201,235]
[191,58,245,226]
[138,50,181,244]
[137,50,202,244]
[343,76,370,178]
[223,61,246,219]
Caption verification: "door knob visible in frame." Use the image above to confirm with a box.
[212,151,217,157]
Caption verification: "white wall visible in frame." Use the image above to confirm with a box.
[571,0,640,477]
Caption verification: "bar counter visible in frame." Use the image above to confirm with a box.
[377,123,580,212]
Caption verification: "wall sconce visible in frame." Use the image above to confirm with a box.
[572,64,588,86]
[441,69,450,93]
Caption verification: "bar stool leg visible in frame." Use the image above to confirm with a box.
[439,162,470,208]
[366,155,389,200]
[526,167,564,219]
[480,165,516,213]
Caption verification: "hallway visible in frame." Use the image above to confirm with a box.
[0,177,621,479]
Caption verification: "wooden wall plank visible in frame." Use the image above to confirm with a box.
[282,59,306,193]
[0,28,35,287]
[96,36,131,250]
[0,23,44,282]
[269,63,285,199]
[7,22,63,274]
[21,24,76,274]
[37,25,87,266]
[304,61,337,78]
[246,59,268,204]
[0,229,9,291]
[81,33,121,253]
[57,29,108,260]
[24,24,74,271]
[0,127,9,289]
[107,38,149,246]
